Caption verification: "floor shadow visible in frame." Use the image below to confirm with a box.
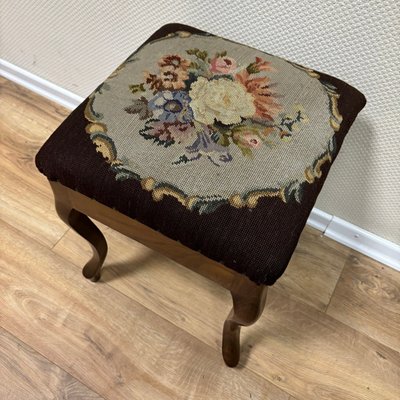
[100,250,163,282]
[99,245,230,302]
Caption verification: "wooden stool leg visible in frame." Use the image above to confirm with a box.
[222,277,268,367]
[51,183,108,282]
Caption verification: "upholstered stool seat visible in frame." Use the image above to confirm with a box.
[36,24,366,367]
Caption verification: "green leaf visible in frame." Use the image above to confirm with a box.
[238,146,253,157]
[172,154,191,165]
[189,61,200,69]
[218,133,230,147]
[129,83,145,94]
[186,48,208,61]
[197,50,208,61]
[246,62,260,74]
[124,96,152,120]
[186,48,199,56]
[209,130,231,146]
[214,50,227,58]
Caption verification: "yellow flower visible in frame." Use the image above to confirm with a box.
[189,77,256,125]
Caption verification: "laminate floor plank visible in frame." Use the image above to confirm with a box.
[54,224,400,400]
[0,77,69,248]
[274,226,351,311]
[0,219,289,400]
[0,76,69,130]
[0,326,104,400]
[327,251,400,353]
[0,168,68,248]
[3,76,400,400]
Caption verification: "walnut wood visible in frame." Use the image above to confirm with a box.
[49,180,268,366]
[50,182,240,289]
[51,182,108,282]
[223,278,268,367]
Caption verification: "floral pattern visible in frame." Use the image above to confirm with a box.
[124,48,309,166]
[85,31,343,214]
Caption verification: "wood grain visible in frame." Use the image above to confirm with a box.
[54,222,235,345]
[2,76,400,400]
[0,219,289,400]
[0,168,68,248]
[0,76,69,128]
[0,77,69,248]
[327,251,400,353]
[54,224,400,399]
[274,227,351,311]
[0,326,103,400]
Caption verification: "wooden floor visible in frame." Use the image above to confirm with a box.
[0,76,399,399]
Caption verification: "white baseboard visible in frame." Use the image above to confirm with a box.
[1,59,399,273]
[307,208,332,232]
[324,216,400,271]
[307,209,399,271]
[0,58,83,110]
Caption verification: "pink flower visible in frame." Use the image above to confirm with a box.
[232,126,264,149]
[253,56,274,72]
[239,132,262,148]
[210,56,237,74]
[236,70,281,121]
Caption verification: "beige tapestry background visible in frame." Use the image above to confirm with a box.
[1,0,399,244]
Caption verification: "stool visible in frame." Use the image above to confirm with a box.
[35,24,366,367]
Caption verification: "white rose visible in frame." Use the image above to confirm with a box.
[189,77,256,125]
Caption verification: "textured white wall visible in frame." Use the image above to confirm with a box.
[1,0,399,244]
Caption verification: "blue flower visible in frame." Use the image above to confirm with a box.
[148,91,193,123]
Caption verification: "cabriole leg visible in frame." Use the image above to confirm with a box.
[222,277,268,367]
[50,182,108,282]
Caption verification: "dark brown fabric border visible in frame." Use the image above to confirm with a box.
[35,23,366,285]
